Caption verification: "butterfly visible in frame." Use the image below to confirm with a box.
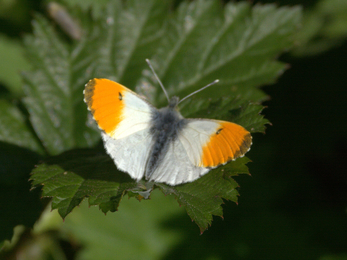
[84,60,252,186]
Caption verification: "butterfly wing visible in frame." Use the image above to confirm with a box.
[84,78,156,180]
[146,139,209,185]
[84,78,252,185]
[180,119,252,168]
[148,119,252,185]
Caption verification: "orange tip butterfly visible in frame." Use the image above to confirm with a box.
[84,59,252,186]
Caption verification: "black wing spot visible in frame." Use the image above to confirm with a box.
[216,128,223,135]
[119,92,123,100]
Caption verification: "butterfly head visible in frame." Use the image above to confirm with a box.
[168,96,180,109]
[145,58,219,111]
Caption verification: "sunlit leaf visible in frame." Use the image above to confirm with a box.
[0,100,42,153]
[22,12,101,155]
[31,149,137,218]
[28,0,301,232]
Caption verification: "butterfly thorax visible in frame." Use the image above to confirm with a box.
[145,98,186,179]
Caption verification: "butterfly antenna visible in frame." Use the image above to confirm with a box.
[179,79,219,104]
[146,59,170,103]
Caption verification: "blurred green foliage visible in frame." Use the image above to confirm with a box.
[293,0,347,55]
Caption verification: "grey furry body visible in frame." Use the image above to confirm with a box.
[145,97,187,178]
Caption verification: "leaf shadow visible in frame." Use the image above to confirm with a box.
[40,146,134,184]
[0,141,43,241]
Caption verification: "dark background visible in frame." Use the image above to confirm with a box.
[162,38,347,260]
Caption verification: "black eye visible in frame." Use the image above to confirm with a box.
[119,92,123,100]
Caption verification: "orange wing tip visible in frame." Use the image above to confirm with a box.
[239,133,252,155]
[83,78,126,135]
[84,78,97,111]
[201,123,252,168]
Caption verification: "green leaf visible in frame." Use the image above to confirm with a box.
[67,191,184,260]
[30,149,138,218]
[28,0,301,232]
[60,0,110,18]
[293,0,347,56]
[22,12,101,155]
[94,0,171,84]
[30,147,250,233]
[143,1,301,105]
[0,99,43,153]
[180,96,270,133]
[0,35,30,96]
[31,190,184,260]
[156,157,251,233]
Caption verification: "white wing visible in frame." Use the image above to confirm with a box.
[102,130,154,181]
[85,79,251,185]
[179,119,252,168]
[84,78,156,180]
[148,119,252,185]
[147,138,209,185]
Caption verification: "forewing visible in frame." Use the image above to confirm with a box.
[84,78,156,180]
[84,78,155,139]
[179,119,252,168]
[148,119,251,185]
